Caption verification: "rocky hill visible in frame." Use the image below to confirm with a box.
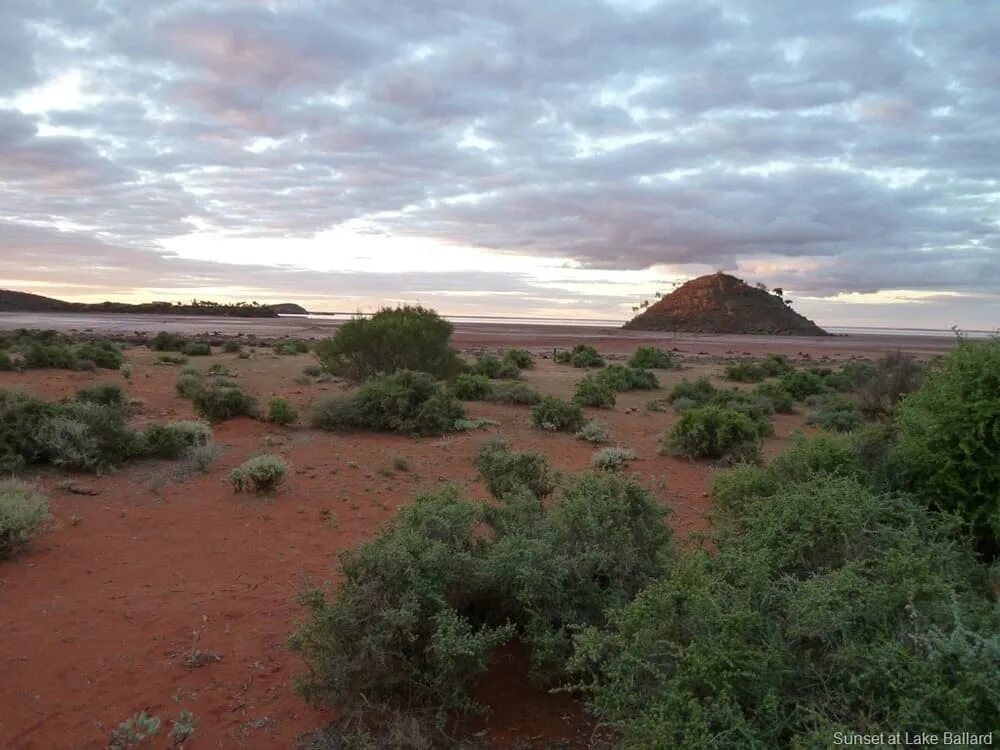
[623,273,828,335]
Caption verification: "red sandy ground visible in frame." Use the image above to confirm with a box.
[0,320,951,749]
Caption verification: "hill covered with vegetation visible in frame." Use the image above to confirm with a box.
[0,288,303,317]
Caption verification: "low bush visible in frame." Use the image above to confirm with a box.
[897,337,1000,554]
[569,344,604,368]
[592,446,635,471]
[596,365,659,391]
[268,397,298,426]
[573,375,616,409]
[75,341,124,369]
[291,473,672,727]
[143,421,212,459]
[806,394,864,432]
[157,353,188,366]
[151,332,187,352]
[0,480,49,559]
[667,377,717,408]
[572,474,999,748]
[22,343,78,370]
[753,381,794,413]
[450,373,493,401]
[302,364,325,378]
[532,397,586,432]
[858,351,923,418]
[759,352,794,377]
[77,383,126,408]
[0,352,14,371]
[274,340,310,355]
[503,349,533,369]
[311,371,464,436]
[39,401,144,473]
[191,383,259,422]
[472,354,519,379]
[723,360,767,383]
[476,440,554,498]
[175,374,203,399]
[484,381,541,405]
[664,405,761,463]
[222,341,241,353]
[779,369,826,400]
[628,346,674,369]
[227,454,287,493]
[184,341,212,356]
[576,420,609,444]
[314,306,462,381]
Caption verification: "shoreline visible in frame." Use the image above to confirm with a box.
[0,311,964,358]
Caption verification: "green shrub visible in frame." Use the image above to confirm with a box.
[227,454,287,493]
[302,364,324,377]
[571,475,999,748]
[711,464,780,516]
[143,421,212,459]
[592,446,635,471]
[0,480,49,559]
[309,395,362,431]
[484,381,541,405]
[268,397,298,425]
[39,402,143,472]
[553,349,571,364]
[290,487,514,721]
[75,341,124,369]
[897,337,1000,554]
[191,383,258,422]
[174,374,203,399]
[753,382,794,413]
[709,389,775,438]
[183,341,211,356]
[759,353,794,377]
[503,349,533,369]
[22,343,78,369]
[573,375,616,409]
[628,346,674,369]
[311,371,464,437]
[667,377,717,408]
[806,394,864,432]
[532,397,585,432]
[858,351,923,418]
[449,373,493,400]
[476,440,554,499]
[472,354,519,379]
[76,383,126,407]
[569,344,604,368]
[780,369,826,400]
[314,306,462,380]
[596,365,659,391]
[724,360,767,383]
[490,473,672,679]
[665,405,761,463]
[222,341,241,353]
[576,420,609,443]
[151,332,187,352]
[274,340,310,355]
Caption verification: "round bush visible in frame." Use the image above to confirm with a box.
[503,349,533,369]
[267,397,298,425]
[191,384,258,422]
[665,405,761,463]
[532,397,586,432]
[0,480,49,559]
[450,374,493,401]
[628,346,674,369]
[227,454,287,493]
[668,377,717,407]
[573,375,616,409]
[314,306,462,381]
[780,370,826,400]
[484,382,541,405]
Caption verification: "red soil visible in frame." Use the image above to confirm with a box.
[0,328,945,748]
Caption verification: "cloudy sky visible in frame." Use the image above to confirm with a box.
[2,1,998,328]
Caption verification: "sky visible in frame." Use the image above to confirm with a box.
[1,1,998,329]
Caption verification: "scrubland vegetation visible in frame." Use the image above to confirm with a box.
[1,314,996,749]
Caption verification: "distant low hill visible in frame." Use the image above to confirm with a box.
[624,273,828,335]
[0,289,306,318]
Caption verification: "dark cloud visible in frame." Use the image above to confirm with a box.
[1,0,998,317]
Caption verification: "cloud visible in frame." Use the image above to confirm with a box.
[0,0,998,318]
